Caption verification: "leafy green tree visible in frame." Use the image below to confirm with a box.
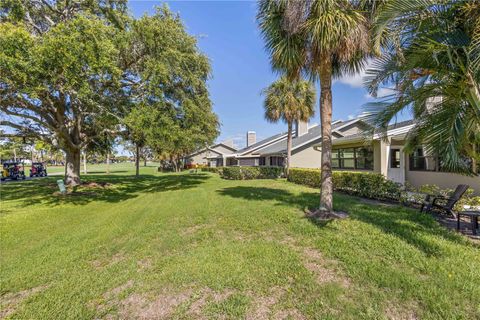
[0,13,121,185]
[120,6,219,175]
[257,0,378,215]
[364,0,480,174]
[262,77,315,175]
[1,3,219,184]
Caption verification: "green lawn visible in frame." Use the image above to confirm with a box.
[1,164,479,319]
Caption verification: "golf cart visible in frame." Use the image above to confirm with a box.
[1,162,26,181]
[30,162,47,178]
[30,162,47,177]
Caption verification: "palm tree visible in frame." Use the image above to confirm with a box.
[363,0,480,174]
[257,0,377,216]
[262,77,316,175]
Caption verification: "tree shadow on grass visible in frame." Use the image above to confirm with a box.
[1,173,210,207]
[217,186,475,255]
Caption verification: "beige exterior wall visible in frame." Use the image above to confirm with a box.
[405,164,480,195]
[187,149,221,165]
[212,145,235,155]
[290,146,322,168]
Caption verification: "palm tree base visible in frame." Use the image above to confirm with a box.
[305,208,348,220]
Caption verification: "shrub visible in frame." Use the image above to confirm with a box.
[220,166,284,180]
[403,183,480,211]
[287,168,402,201]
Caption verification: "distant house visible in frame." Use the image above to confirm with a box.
[184,142,237,167]
[220,118,479,193]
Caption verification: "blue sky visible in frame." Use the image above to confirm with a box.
[128,0,385,148]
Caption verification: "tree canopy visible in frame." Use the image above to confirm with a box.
[0,2,219,185]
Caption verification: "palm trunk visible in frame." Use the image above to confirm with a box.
[286,121,293,177]
[65,148,81,186]
[135,143,140,176]
[319,55,334,213]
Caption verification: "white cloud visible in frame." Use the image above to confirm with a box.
[336,59,373,88]
[347,114,355,120]
[337,71,367,88]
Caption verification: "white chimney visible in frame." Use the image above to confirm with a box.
[247,131,256,147]
[295,120,308,137]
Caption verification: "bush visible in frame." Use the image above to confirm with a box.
[403,183,480,211]
[220,166,284,180]
[287,168,402,201]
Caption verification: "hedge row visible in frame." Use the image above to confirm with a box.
[220,166,284,180]
[287,168,402,201]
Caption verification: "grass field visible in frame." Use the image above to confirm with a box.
[1,163,479,319]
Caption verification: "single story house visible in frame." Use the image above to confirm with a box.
[184,142,237,167]
[221,118,479,193]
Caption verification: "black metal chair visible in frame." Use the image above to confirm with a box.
[420,184,469,218]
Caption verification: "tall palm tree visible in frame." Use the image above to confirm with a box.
[262,77,316,175]
[363,0,480,174]
[257,0,377,215]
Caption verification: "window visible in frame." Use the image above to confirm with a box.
[409,148,437,171]
[390,149,400,168]
[332,147,373,170]
[259,157,266,166]
[269,156,284,167]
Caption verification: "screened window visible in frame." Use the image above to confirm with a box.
[259,157,266,166]
[332,147,373,170]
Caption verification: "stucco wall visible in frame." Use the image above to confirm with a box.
[291,146,322,168]
[406,167,480,195]
[212,145,235,155]
[187,149,221,165]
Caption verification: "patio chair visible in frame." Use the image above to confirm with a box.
[420,184,469,218]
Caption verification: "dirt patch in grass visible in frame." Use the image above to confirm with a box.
[302,247,350,287]
[115,289,193,319]
[273,308,307,320]
[181,224,211,236]
[100,286,237,319]
[245,287,285,320]
[0,285,48,319]
[385,305,419,320]
[187,288,235,318]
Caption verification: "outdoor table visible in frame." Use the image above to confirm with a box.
[457,211,480,235]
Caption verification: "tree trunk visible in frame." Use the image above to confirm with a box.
[286,121,293,177]
[65,148,81,186]
[106,152,110,174]
[13,148,17,162]
[144,157,147,167]
[319,55,334,213]
[83,151,87,174]
[135,143,140,176]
